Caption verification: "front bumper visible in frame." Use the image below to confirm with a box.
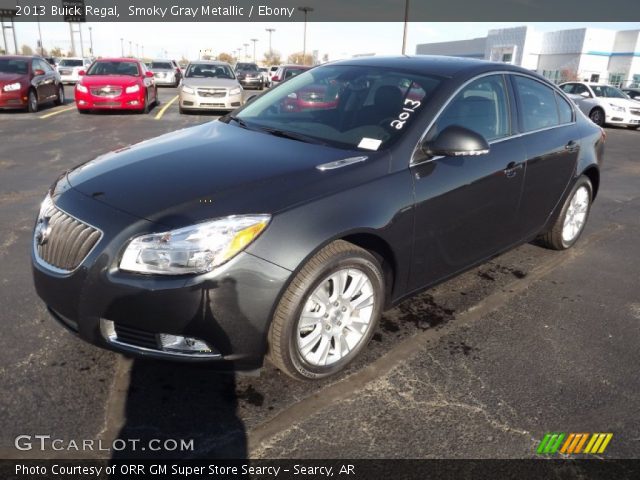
[606,109,640,126]
[239,77,263,89]
[75,89,146,110]
[32,187,291,368]
[179,90,242,111]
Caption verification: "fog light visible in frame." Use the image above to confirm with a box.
[128,100,139,105]
[158,334,212,353]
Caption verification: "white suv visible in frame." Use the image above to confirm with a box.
[560,82,640,129]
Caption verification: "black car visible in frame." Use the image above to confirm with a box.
[235,62,263,90]
[32,56,604,380]
[622,88,640,101]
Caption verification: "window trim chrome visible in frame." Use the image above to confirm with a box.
[411,70,577,167]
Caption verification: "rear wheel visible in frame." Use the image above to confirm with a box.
[538,176,593,250]
[142,90,150,114]
[27,90,38,113]
[54,85,65,106]
[268,240,384,380]
[589,107,605,126]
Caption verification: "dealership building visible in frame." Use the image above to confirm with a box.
[416,26,640,87]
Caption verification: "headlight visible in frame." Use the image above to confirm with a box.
[119,215,270,275]
[229,87,242,96]
[3,82,21,92]
[125,84,140,94]
[76,84,88,93]
[609,103,625,112]
[182,85,195,94]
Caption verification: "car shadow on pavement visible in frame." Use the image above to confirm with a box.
[109,279,258,464]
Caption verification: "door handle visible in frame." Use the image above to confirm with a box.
[565,140,579,152]
[503,161,523,179]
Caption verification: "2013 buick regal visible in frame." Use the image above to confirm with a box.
[32,56,604,380]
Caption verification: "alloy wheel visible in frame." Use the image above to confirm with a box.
[297,268,375,366]
[562,185,589,243]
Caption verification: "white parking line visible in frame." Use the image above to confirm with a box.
[155,95,179,120]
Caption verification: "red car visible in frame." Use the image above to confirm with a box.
[282,84,340,112]
[75,58,158,114]
[0,55,64,112]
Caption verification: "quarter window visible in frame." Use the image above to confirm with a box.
[430,74,510,142]
[556,93,574,124]
[514,76,561,132]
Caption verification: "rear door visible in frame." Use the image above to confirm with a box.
[511,74,580,238]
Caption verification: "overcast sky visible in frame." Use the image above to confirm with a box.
[5,22,640,61]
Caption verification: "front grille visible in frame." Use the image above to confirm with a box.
[91,86,122,97]
[199,102,226,107]
[197,89,226,98]
[114,323,159,349]
[35,201,101,271]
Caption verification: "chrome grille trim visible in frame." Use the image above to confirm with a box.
[90,86,122,97]
[34,199,103,274]
[197,88,227,98]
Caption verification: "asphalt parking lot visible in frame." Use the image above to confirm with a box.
[0,90,639,460]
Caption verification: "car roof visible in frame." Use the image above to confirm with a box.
[94,58,140,63]
[150,59,173,62]
[329,55,532,78]
[189,60,230,66]
[0,55,37,60]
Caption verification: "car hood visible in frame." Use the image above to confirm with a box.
[182,78,240,88]
[80,75,140,87]
[596,97,638,109]
[0,72,27,85]
[66,121,385,228]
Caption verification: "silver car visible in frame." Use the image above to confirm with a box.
[179,61,243,113]
[148,59,180,87]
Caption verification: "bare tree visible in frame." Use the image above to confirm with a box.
[263,50,282,66]
[49,47,63,57]
[287,51,313,65]
[21,44,33,55]
[217,52,234,64]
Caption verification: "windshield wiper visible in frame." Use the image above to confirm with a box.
[257,127,329,146]
[222,115,250,129]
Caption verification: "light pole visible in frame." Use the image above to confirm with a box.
[88,26,93,56]
[128,40,132,57]
[120,38,124,57]
[401,0,410,55]
[243,43,249,61]
[298,7,314,65]
[250,38,258,63]
[37,20,44,56]
[135,43,139,57]
[265,28,275,57]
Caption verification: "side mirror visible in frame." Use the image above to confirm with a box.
[422,125,490,158]
[145,71,154,78]
[33,69,45,76]
[580,91,590,98]
[78,70,86,76]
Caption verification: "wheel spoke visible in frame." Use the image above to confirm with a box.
[299,325,322,355]
[299,310,323,329]
[351,291,374,310]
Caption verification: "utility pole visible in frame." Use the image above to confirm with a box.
[243,43,249,61]
[265,28,275,56]
[128,40,132,57]
[298,7,314,65]
[37,20,44,55]
[120,38,124,57]
[88,26,93,56]
[250,38,258,63]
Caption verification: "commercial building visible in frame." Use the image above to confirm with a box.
[416,26,640,87]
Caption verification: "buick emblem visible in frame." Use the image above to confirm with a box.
[35,217,52,246]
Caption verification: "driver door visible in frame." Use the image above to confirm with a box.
[409,74,527,290]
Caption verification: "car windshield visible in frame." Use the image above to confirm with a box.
[592,85,626,99]
[86,61,139,76]
[235,64,442,150]
[150,62,172,70]
[59,59,84,67]
[185,64,234,79]
[0,59,28,74]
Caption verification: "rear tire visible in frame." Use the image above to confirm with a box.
[142,91,150,114]
[268,240,384,381]
[54,85,65,106]
[538,176,593,250]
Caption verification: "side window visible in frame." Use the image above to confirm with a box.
[31,59,39,73]
[560,84,575,94]
[555,92,573,124]
[431,74,510,142]
[514,76,560,132]
[573,84,590,96]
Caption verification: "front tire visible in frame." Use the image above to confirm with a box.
[538,176,593,250]
[268,240,384,381]
[27,90,38,113]
[589,108,605,127]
